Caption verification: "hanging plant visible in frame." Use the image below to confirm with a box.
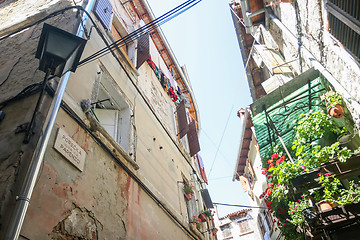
[183,183,194,201]
[321,90,344,118]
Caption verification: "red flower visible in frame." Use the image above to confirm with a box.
[325,173,331,176]
[265,188,272,196]
[261,168,268,175]
[268,163,274,169]
[271,153,279,159]
[318,172,322,176]
[268,183,274,188]
[276,158,284,165]
[278,207,285,214]
[268,159,274,164]
[267,175,271,179]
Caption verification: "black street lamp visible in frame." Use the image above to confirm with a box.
[35,23,86,77]
[24,23,87,143]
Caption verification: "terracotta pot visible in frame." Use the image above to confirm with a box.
[198,212,207,222]
[184,193,192,201]
[328,104,344,118]
[318,200,334,211]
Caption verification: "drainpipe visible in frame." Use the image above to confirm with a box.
[140,0,200,130]
[4,1,95,239]
[240,0,265,34]
[266,9,360,117]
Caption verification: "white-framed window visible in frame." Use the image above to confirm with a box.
[92,66,134,157]
[221,224,232,239]
[238,219,252,235]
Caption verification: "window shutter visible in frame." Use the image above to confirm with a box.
[94,0,113,30]
[257,214,265,236]
[200,189,213,208]
[137,33,150,68]
[326,0,360,59]
[187,121,200,157]
[176,100,189,138]
[196,154,208,184]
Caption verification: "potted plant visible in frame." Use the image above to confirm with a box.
[190,216,201,230]
[287,195,312,227]
[198,209,213,222]
[321,90,344,118]
[183,183,194,201]
[313,173,340,211]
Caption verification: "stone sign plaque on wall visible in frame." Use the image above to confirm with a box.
[54,128,86,172]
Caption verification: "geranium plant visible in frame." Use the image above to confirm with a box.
[199,209,214,220]
[287,195,312,226]
[183,183,194,194]
[190,216,202,230]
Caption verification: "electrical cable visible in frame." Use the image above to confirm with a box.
[78,0,201,66]
[79,0,200,64]
[207,104,234,179]
[213,202,267,209]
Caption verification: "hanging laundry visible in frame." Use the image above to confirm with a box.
[147,57,156,70]
[160,73,167,89]
[154,66,159,79]
[176,86,181,96]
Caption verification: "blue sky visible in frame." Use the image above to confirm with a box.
[146,0,252,217]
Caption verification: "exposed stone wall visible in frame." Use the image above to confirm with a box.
[0,1,82,103]
[267,0,360,118]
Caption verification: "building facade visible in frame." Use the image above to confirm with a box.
[0,0,214,239]
[230,0,360,239]
[213,207,257,240]
[233,108,282,240]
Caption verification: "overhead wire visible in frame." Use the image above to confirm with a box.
[77,0,202,67]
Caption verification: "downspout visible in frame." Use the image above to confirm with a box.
[4,1,95,239]
[240,0,265,34]
[140,0,200,129]
[266,8,360,117]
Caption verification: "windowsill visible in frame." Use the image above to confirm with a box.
[188,223,205,240]
[85,111,139,171]
[239,230,254,236]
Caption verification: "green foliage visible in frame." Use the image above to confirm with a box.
[259,104,357,239]
[321,91,343,108]
[318,174,341,203]
[183,183,194,194]
[337,181,360,205]
[293,110,343,147]
[287,195,312,226]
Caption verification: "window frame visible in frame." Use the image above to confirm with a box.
[92,65,134,157]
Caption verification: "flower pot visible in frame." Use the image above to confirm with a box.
[198,212,207,222]
[184,193,192,201]
[327,104,344,118]
[318,200,334,211]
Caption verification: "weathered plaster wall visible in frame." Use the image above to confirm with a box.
[0,1,204,239]
[137,62,177,135]
[18,110,192,239]
[267,0,360,119]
